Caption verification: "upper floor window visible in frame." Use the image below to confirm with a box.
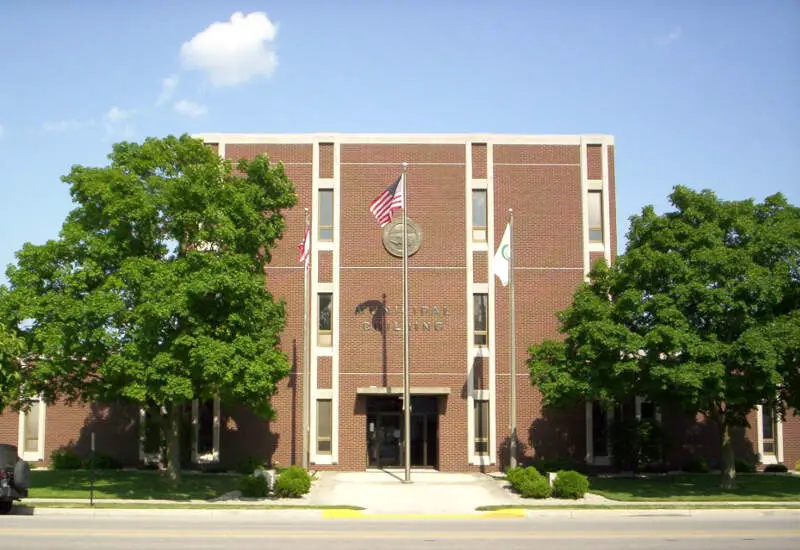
[588,190,603,243]
[318,293,333,347]
[472,190,487,243]
[473,293,488,346]
[319,189,334,242]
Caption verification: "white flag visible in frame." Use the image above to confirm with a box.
[492,222,511,286]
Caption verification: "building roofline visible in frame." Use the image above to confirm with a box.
[191,132,614,146]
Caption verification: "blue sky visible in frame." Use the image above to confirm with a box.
[0,1,798,283]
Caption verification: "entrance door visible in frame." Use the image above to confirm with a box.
[366,396,439,469]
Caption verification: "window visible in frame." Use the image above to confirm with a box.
[471,190,487,242]
[18,397,45,461]
[592,401,609,458]
[141,408,162,458]
[473,293,488,346]
[588,190,603,243]
[318,293,333,347]
[761,406,777,455]
[474,400,489,455]
[193,398,220,462]
[319,189,334,241]
[317,399,332,454]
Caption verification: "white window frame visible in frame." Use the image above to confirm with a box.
[18,396,46,462]
[756,404,783,465]
[192,397,221,464]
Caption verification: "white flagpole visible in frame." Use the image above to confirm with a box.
[301,208,310,470]
[401,163,411,483]
[508,208,518,469]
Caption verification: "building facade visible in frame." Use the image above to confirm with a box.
[1,133,797,473]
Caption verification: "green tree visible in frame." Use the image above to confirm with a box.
[0,135,297,480]
[529,186,799,488]
[0,317,25,412]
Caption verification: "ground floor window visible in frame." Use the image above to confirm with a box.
[473,399,489,455]
[139,398,220,464]
[316,399,332,455]
[18,396,46,462]
[757,404,782,464]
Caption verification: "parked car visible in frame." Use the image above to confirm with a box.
[0,444,30,514]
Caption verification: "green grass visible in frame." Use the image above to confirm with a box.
[476,503,800,511]
[588,473,800,502]
[23,502,364,510]
[28,470,244,501]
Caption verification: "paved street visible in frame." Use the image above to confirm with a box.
[1,510,798,549]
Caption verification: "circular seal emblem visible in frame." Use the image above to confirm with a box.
[382,216,423,257]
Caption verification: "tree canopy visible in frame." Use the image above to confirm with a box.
[529,186,800,486]
[0,134,297,477]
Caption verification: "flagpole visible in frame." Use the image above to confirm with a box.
[301,208,310,470]
[401,162,411,483]
[508,208,518,469]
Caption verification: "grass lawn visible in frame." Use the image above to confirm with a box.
[589,473,800,502]
[28,470,244,501]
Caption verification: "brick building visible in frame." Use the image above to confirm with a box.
[1,133,797,472]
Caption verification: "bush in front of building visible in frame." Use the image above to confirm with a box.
[763,463,788,473]
[681,456,710,474]
[49,449,84,470]
[238,474,270,498]
[505,466,552,499]
[237,456,267,475]
[552,470,590,499]
[735,459,756,473]
[273,465,312,498]
[89,452,124,470]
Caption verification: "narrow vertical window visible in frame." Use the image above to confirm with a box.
[318,293,333,347]
[197,399,214,457]
[473,293,488,346]
[472,190,487,242]
[474,400,489,455]
[319,189,334,241]
[762,406,776,455]
[23,401,41,454]
[588,190,603,243]
[317,399,332,454]
[592,401,609,457]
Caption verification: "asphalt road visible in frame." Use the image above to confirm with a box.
[1,510,798,549]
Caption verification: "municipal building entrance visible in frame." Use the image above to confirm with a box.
[366,396,439,469]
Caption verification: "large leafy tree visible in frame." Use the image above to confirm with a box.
[529,186,799,488]
[1,135,297,480]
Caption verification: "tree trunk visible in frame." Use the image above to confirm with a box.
[720,420,736,490]
[165,403,182,484]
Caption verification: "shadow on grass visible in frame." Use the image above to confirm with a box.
[588,473,800,501]
[29,470,243,501]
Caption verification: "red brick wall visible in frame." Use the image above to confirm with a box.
[587,144,602,180]
[473,252,487,283]
[471,143,487,179]
[318,251,333,284]
[319,143,334,179]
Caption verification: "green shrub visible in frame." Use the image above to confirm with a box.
[274,465,312,498]
[763,463,788,473]
[735,459,756,473]
[517,475,552,499]
[238,474,270,498]
[237,456,266,475]
[552,470,590,499]
[90,452,124,470]
[682,456,709,474]
[50,449,84,470]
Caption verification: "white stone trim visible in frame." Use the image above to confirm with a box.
[755,404,783,465]
[601,143,611,264]
[580,139,591,279]
[18,396,46,462]
[193,133,614,146]
[192,397,221,464]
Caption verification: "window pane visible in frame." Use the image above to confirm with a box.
[473,294,488,346]
[317,399,332,454]
[198,400,214,455]
[592,402,608,457]
[640,402,655,420]
[24,402,40,453]
[762,406,775,441]
[143,410,161,454]
[472,190,487,228]
[474,400,489,455]
[318,293,332,331]
[319,190,333,241]
[588,191,603,242]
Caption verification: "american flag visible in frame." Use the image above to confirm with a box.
[297,222,310,265]
[369,173,405,227]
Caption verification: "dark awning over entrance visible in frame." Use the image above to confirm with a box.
[356,386,451,396]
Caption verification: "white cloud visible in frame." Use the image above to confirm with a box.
[173,99,207,118]
[104,106,136,139]
[180,11,279,87]
[42,119,95,133]
[156,75,180,105]
[657,26,683,46]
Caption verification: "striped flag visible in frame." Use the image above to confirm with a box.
[297,221,310,265]
[369,173,405,227]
